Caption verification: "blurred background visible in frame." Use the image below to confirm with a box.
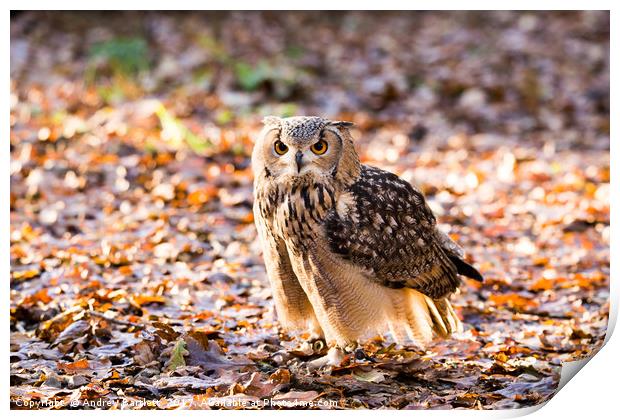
[11,11,609,150]
[10,11,610,409]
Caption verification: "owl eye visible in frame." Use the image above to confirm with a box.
[274,140,288,155]
[310,139,328,155]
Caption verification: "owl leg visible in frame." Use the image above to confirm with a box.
[294,250,392,347]
[255,219,325,339]
[386,290,417,345]
[271,287,324,338]
[402,289,437,346]
[307,317,325,340]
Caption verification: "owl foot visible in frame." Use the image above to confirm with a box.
[295,337,327,356]
[309,337,327,354]
[352,347,376,362]
[307,347,345,369]
[343,343,377,363]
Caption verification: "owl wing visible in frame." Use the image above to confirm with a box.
[325,165,481,299]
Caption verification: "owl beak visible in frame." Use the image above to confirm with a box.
[295,151,304,173]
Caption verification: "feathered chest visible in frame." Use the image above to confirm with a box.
[255,180,336,250]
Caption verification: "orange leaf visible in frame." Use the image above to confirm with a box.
[187,186,218,206]
[239,212,254,224]
[488,293,536,311]
[12,268,40,281]
[131,295,166,306]
[22,288,53,305]
[529,278,555,292]
[119,266,133,276]
[57,359,90,373]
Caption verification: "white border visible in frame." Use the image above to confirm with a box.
[0,0,616,10]
[0,0,613,10]
[4,3,616,419]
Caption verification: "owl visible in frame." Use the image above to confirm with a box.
[252,116,482,350]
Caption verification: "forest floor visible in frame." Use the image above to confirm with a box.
[10,11,609,410]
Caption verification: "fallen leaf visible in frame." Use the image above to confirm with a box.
[166,339,188,371]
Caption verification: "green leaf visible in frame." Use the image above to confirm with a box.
[215,109,234,125]
[285,45,304,59]
[154,102,213,154]
[279,103,299,118]
[234,62,269,91]
[167,339,187,371]
[89,37,150,77]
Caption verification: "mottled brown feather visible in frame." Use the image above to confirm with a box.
[325,165,461,299]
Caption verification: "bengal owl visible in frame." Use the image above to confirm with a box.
[252,116,482,349]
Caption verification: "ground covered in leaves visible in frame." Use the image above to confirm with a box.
[10,11,609,410]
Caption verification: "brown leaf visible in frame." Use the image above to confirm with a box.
[152,322,180,342]
[185,333,249,371]
[241,372,276,398]
[133,340,159,366]
[269,368,291,385]
[272,390,319,403]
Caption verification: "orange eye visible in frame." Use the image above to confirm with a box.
[310,139,328,155]
[274,140,288,155]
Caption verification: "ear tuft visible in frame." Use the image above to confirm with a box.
[328,120,354,128]
[262,116,281,126]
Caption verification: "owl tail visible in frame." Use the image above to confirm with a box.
[448,254,484,282]
[422,295,463,338]
[388,289,462,347]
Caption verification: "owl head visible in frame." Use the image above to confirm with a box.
[252,116,360,185]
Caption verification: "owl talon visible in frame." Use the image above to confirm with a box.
[350,346,377,362]
[343,342,358,353]
[311,338,326,353]
[307,347,345,369]
[354,348,367,360]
